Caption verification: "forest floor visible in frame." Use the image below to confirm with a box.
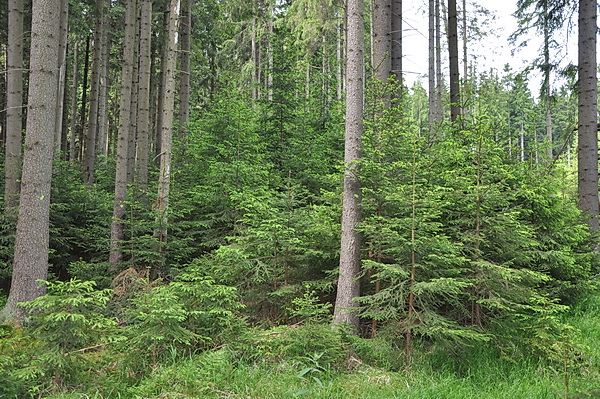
[46,295,600,399]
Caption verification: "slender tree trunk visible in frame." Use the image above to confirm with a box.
[136,0,152,193]
[542,0,553,161]
[461,0,467,82]
[127,7,140,186]
[178,0,192,140]
[428,0,436,128]
[577,0,599,232]
[54,0,68,154]
[4,0,24,211]
[155,0,181,254]
[251,1,259,101]
[155,10,169,162]
[109,0,137,265]
[1,0,62,324]
[267,0,274,102]
[85,0,105,185]
[448,0,460,124]
[434,0,443,122]
[97,10,111,158]
[391,0,402,95]
[69,42,79,162]
[372,0,391,88]
[78,36,91,162]
[336,13,343,101]
[333,0,364,332]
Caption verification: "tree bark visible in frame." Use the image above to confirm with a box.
[448,0,460,124]
[434,0,443,122]
[109,0,137,265]
[136,0,153,193]
[1,0,62,324]
[155,0,181,253]
[333,0,364,332]
[428,0,436,128]
[178,0,191,141]
[372,0,391,87]
[577,0,599,232]
[85,0,105,185]
[54,0,69,154]
[78,36,92,162]
[391,0,402,95]
[97,10,111,158]
[4,0,24,212]
[69,42,79,162]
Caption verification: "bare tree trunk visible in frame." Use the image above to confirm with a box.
[333,0,364,332]
[136,0,152,193]
[372,0,391,86]
[448,0,460,124]
[251,1,259,101]
[336,13,343,101]
[155,10,169,163]
[577,0,599,233]
[78,36,91,162]
[542,0,553,161]
[127,7,140,186]
[109,0,137,265]
[85,0,105,185]
[54,0,68,154]
[178,0,191,141]
[462,0,467,81]
[1,0,62,324]
[428,0,435,128]
[69,42,79,162]
[434,0,443,122]
[4,0,24,211]
[267,0,274,102]
[155,0,181,255]
[97,10,111,157]
[391,0,402,95]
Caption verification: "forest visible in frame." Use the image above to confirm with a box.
[0,0,599,397]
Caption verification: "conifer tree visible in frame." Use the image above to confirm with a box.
[333,0,364,331]
[2,0,62,323]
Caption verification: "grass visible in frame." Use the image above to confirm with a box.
[28,295,600,398]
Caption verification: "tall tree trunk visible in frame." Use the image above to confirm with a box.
[372,0,391,87]
[85,0,105,185]
[155,0,181,256]
[4,0,24,211]
[1,0,62,324]
[434,0,443,122]
[136,0,152,193]
[178,0,191,140]
[577,0,599,232]
[542,0,553,161]
[54,0,68,154]
[69,42,79,162]
[448,0,460,124]
[391,0,402,95]
[97,10,111,157]
[155,10,169,163]
[428,0,435,128]
[333,0,364,332]
[461,0,467,82]
[251,0,259,101]
[127,6,140,186]
[109,0,137,265]
[336,13,343,101]
[78,36,91,162]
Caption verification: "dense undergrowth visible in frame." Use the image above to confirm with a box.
[1,282,599,398]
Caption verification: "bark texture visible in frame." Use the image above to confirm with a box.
[448,0,460,123]
[109,0,137,264]
[155,0,181,248]
[136,0,153,193]
[2,0,61,323]
[577,0,599,232]
[333,0,364,332]
[4,0,24,211]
